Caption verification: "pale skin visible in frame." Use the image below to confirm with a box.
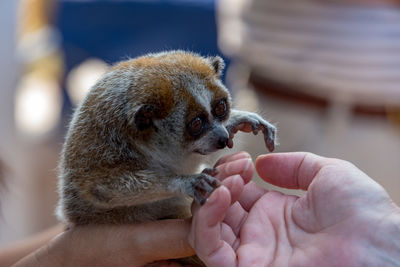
[190,152,400,266]
[5,151,400,266]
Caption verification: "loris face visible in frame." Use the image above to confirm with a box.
[182,79,231,155]
[115,51,232,156]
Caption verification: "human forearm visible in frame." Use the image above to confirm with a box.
[364,209,400,266]
[0,224,63,267]
[13,220,194,267]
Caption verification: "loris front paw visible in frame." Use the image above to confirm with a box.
[190,169,220,205]
[226,110,276,152]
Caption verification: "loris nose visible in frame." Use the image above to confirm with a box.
[217,136,229,149]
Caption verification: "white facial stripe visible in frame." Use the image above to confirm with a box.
[184,76,213,114]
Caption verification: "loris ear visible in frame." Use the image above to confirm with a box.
[207,56,225,78]
[134,104,158,130]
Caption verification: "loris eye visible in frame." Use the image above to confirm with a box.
[187,116,205,137]
[213,99,227,119]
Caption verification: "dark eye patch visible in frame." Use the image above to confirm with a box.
[187,114,208,138]
[212,98,227,120]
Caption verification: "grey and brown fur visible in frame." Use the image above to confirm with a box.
[57,51,276,257]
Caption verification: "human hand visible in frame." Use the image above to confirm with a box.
[190,152,400,266]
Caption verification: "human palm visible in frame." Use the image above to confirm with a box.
[190,152,400,267]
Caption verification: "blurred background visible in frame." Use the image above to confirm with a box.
[0,0,400,248]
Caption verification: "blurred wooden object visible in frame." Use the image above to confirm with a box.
[217,0,400,203]
[218,0,400,108]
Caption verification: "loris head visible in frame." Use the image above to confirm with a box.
[106,51,231,158]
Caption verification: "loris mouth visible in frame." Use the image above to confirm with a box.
[194,149,215,155]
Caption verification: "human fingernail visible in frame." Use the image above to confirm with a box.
[207,186,228,205]
[244,158,252,172]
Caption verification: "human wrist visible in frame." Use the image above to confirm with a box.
[13,228,132,267]
[359,207,400,266]
[43,227,146,266]
[12,233,71,267]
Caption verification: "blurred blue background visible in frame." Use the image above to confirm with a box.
[57,0,228,77]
